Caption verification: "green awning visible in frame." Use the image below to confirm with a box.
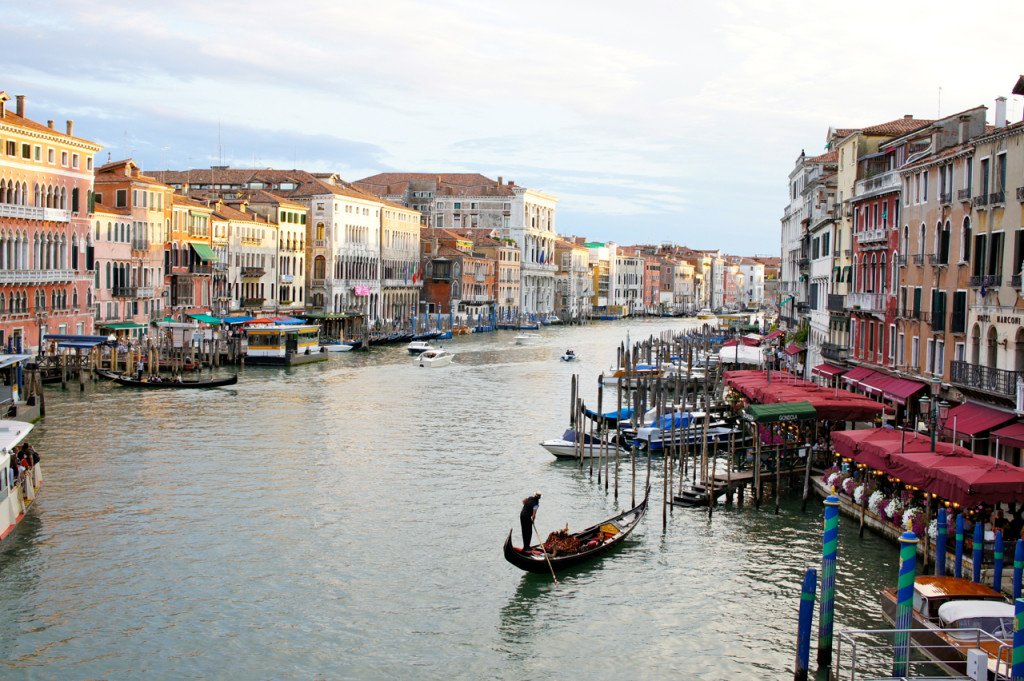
[744,401,817,424]
[100,322,147,331]
[188,313,222,325]
[189,242,217,262]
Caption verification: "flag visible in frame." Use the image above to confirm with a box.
[355,285,370,297]
[403,261,409,284]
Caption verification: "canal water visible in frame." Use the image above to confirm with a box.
[1,320,901,680]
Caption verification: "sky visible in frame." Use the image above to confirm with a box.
[4,0,1024,255]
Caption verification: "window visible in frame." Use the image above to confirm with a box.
[922,170,929,202]
[936,339,945,375]
[898,332,906,365]
[932,290,946,332]
[889,324,897,363]
[912,287,921,319]
[71,153,79,169]
[989,232,1004,276]
[911,336,920,368]
[33,145,40,161]
[61,151,68,166]
[86,157,93,171]
[926,339,935,374]
[5,140,14,156]
[997,153,1007,194]
[973,233,987,277]
[961,217,972,263]
[919,223,925,256]
[47,148,54,163]
[955,342,965,363]
[965,156,973,193]
[115,190,127,208]
[951,291,967,333]
[938,221,950,264]
[21,143,30,159]
[981,158,990,197]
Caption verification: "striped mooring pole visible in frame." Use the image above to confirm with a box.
[995,532,1006,593]
[973,522,984,583]
[935,507,947,577]
[1014,539,1024,600]
[955,513,964,579]
[793,567,817,681]
[1014,598,1024,681]
[816,495,840,668]
[892,528,919,678]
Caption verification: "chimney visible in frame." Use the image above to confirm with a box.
[904,114,913,119]
[958,115,970,144]
[47,120,54,129]
[15,95,25,117]
[995,97,1007,128]
[66,119,74,136]
[497,176,503,185]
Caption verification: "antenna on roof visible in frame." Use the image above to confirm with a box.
[217,120,223,167]
[937,86,942,118]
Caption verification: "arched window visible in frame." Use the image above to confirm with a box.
[987,327,999,368]
[891,250,899,291]
[938,220,950,264]
[962,216,972,263]
[314,255,326,279]
[879,253,887,292]
[918,223,926,256]
[971,324,982,364]
[869,253,877,292]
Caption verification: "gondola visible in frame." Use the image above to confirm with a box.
[503,486,649,574]
[95,369,238,389]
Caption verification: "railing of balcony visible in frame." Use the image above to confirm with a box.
[912,254,924,265]
[314,239,328,249]
[821,342,848,361]
[132,240,150,251]
[241,267,266,278]
[950,360,1024,397]
[856,228,888,244]
[112,287,133,298]
[848,292,885,312]
[826,294,846,312]
[990,191,1005,205]
[973,195,989,208]
[939,191,952,205]
[135,287,154,298]
[0,269,75,284]
[1013,275,1022,288]
[311,278,326,289]
[927,254,948,266]
[969,274,1002,287]
[854,170,899,196]
[241,298,265,308]
[1017,186,1024,202]
[896,254,907,266]
[798,258,810,269]
[958,188,972,201]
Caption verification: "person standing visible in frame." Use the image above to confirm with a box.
[520,493,542,550]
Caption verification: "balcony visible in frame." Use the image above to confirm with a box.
[844,249,852,257]
[958,188,972,202]
[795,301,810,314]
[973,194,989,208]
[821,342,848,362]
[990,191,1006,206]
[969,274,1002,288]
[135,286,154,298]
[0,203,70,222]
[313,239,328,249]
[280,274,294,284]
[1017,186,1024,203]
[951,360,1024,398]
[826,294,846,312]
[896,254,907,266]
[131,240,150,252]
[847,291,885,313]
[798,257,810,269]
[911,254,924,265]
[856,228,888,244]
[112,287,132,298]
[854,170,900,197]
[939,191,952,206]
[311,278,326,289]
[241,297,265,308]
[927,254,947,267]
[1013,275,1022,288]
[844,204,854,218]
[241,266,266,278]
[0,269,75,284]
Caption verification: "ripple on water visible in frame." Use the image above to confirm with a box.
[0,321,900,680]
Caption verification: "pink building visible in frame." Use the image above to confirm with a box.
[0,93,99,351]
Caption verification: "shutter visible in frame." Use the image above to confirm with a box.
[913,288,921,318]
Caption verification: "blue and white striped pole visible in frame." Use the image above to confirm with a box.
[974,522,984,583]
[892,529,919,678]
[793,567,817,681]
[935,508,947,577]
[1013,598,1024,681]
[817,495,840,668]
[955,513,964,579]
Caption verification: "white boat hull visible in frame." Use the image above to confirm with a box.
[541,439,628,460]
[418,353,454,368]
[322,343,352,353]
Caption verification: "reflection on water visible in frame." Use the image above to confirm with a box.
[0,320,901,679]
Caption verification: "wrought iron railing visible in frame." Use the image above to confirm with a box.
[826,294,845,312]
[896,254,907,266]
[973,194,989,208]
[969,274,1001,287]
[1017,186,1024,202]
[1013,275,1022,288]
[939,191,952,205]
[911,254,924,265]
[990,190,1006,205]
[951,360,1024,397]
[957,188,972,201]
[821,342,847,361]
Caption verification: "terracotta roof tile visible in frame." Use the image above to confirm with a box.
[0,104,100,147]
[858,117,935,136]
[92,199,131,216]
[354,172,515,198]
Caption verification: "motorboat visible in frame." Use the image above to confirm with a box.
[406,340,435,355]
[545,314,562,325]
[0,420,38,545]
[321,341,353,353]
[514,333,542,345]
[540,428,629,460]
[560,350,578,362]
[416,348,454,368]
[880,576,1012,679]
[696,308,716,320]
[600,363,663,385]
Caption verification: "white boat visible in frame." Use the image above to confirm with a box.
[540,428,628,460]
[244,323,326,365]
[560,350,578,362]
[695,308,716,320]
[600,363,663,385]
[0,420,38,544]
[407,340,436,355]
[514,333,542,345]
[416,348,454,368]
[321,341,353,353]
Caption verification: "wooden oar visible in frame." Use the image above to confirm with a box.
[532,520,559,584]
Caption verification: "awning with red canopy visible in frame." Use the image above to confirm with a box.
[762,330,784,342]
[842,366,875,385]
[831,427,1024,505]
[942,402,1017,439]
[784,343,804,356]
[811,363,848,379]
[860,371,897,396]
[881,377,927,405]
[724,369,884,421]
[993,422,1024,449]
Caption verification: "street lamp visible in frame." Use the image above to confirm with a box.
[918,379,950,452]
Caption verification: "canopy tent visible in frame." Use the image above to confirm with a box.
[744,401,816,424]
[811,363,848,379]
[992,423,1024,450]
[724,369,885,421]
[717,344,764,365]
[100,322,146,330]
[842,366,875,386]
[762,330,784,342]
[189,242,217,262]
[784,343,804,356]
[941,402,1017,440]
[831,428,1024,505]
[880,377,927,405]
[187,313,222,325]
[220,316,255,325]
[270,316,305,325]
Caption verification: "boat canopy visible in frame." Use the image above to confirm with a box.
[938,600,1015,624]
[188,313,222,325]
[832,428,1024,505]
[220,317,254,325]
[0,420,33,452]
[583,407,633,422]
[744,401,816,424]
[0,353,33,369]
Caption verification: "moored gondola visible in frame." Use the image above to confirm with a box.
[96,369,238,389]
[503,486,648,574]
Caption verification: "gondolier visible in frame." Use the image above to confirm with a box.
[519,493,541,549]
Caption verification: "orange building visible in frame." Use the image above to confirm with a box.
[0,93,100,350]
[168,195,215,315]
